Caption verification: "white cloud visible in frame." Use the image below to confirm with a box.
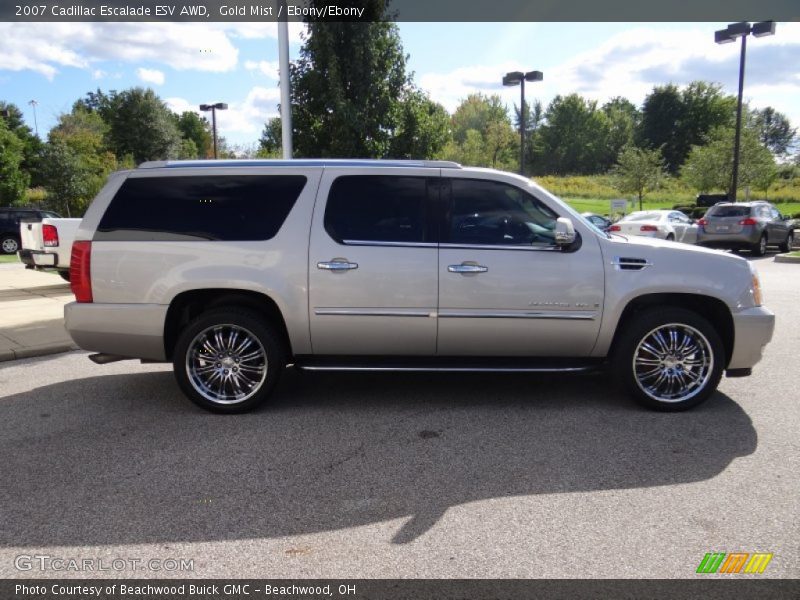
[137,67,165,85]
[418,23,800,129]
[91,69,106,80]
[167,86,281,137]
[244,60,280,79]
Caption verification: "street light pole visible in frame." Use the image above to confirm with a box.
[503,70,543,177]
[28,100,39,138]
[199,102,228,159]
[714,21,775,202]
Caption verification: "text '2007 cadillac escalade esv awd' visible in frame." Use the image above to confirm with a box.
[65,160,775,413]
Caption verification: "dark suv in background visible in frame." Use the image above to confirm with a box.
[0,207,61,254]
[696,201,794,256]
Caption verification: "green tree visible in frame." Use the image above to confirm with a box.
[258,117,283,157]
[535,94,609,175]
[602,97,639,170]
[173,111,213,159]
[0,117,30,205]
[749,107,796,156]
[682,126,777,196]
[0,101,44,187]
[610,145,666,210]
[388,90,451,159]
[638,82,735,174]
[443,94,516,169]
[290,1,409,157]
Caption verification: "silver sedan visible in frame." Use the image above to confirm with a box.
[609,210,698,243]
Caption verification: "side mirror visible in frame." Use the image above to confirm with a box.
[554,217,576,246]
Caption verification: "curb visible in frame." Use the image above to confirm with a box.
[774,254,800,264]
[0,343,79,363]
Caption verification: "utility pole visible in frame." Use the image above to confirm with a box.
[28,100,39,137]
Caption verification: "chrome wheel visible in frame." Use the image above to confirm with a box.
[632,323,713,403]
[185,324,267,405]
[759,235,767,255]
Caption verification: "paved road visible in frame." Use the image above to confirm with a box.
[0,256,797,579]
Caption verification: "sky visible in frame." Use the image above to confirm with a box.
[1,21,799,149]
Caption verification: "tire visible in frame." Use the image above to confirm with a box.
[1,235,19,255]
[612,307,724,411]
[172,307,286,413]
[665,233,675,242]
[751,234,767,257]
[58,271,71,282]
[778,231,794,253]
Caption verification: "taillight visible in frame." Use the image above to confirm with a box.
[640,225,658,232]
[42,224,59,247]
[739,218,757,226]
[608,224,621,232]
[697,218,708,227]
[70,241,92,303]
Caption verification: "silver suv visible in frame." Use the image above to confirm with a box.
[697,201,794,256]
[65,160,774,413]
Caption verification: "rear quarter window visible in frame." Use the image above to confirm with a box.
[95,175,307,241]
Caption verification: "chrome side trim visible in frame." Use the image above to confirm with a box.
[298,365,595,373]
[610,257,653,271]
[439,243,560,252]
[314,308,434,318]
[342,240,438,248]
[438,310,596,320]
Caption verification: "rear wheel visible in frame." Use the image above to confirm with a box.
[751,234,767,257]
[779,231,794,253]
[612,307,724,411]
[665,233,675,241]
[1,235,19,254]
[58,271,71,282]
[172,307,285,413]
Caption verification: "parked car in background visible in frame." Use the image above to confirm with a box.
[696,201,794,256]
[18,217,82,281]
[64,159,774,414]
[0,207,61,254]
[608,210,698,244]
[581,212,613,232]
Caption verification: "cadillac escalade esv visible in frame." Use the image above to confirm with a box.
[65,160,775,413]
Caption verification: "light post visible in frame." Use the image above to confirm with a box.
[503,70,543,176]
[28,100,39,138]
[199,102,228,159]
[714,21,775,202]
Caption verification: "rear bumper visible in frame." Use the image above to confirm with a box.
[18,249,58,268]
[64,302,168,361]
[727,306,775,371]
[696,229,759,248]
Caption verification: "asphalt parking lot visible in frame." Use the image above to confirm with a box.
[0,255,797,579]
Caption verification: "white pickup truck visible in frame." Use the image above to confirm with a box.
[19,217,82,282]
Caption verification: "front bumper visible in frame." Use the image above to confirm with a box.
[64,302,168,361]
[727,306,775,371]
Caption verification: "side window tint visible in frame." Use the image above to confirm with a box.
[324,176,430,244]
[96,175,306,241]
[446,179,558,246]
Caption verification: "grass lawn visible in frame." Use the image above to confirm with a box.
[0,254,21,264]
[562,197,800,217]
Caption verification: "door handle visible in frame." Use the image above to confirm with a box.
[317,260,358,271]
[448,263,488,274]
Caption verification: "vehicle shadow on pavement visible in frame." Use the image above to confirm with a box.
[0,368,756,546]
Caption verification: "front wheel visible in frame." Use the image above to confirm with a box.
[779,231,794,253]
[172,308,285,413]
[612,308,724,411]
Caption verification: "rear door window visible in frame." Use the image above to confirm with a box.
[324,175,433,244]
[95,175,307,241]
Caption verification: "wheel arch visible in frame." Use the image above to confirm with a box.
[164,289,292,361]
[609,293,734,367]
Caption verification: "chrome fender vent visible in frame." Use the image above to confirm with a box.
[611,257,653,271]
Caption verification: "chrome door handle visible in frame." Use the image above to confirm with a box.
[317,260,358,271]
[448,263,488,273]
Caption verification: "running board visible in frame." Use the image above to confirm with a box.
[294,356,603,373]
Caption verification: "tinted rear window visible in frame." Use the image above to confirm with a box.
[324,176,431,244]
[707,205,751,218]
[96,175,306,241]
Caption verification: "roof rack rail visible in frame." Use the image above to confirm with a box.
[137,159,462,169]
